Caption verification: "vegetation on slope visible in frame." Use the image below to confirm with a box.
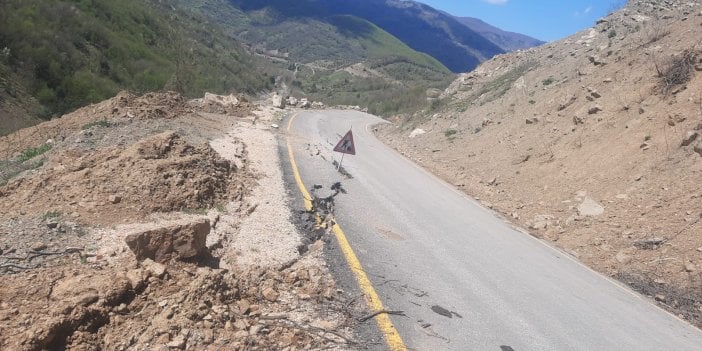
[0,0,269,120]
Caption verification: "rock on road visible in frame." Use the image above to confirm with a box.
[285,110,702,350]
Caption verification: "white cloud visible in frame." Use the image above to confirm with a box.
[574,4,593,17]
[482,0,508,5]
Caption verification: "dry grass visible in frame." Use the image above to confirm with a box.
[655,50,697,95]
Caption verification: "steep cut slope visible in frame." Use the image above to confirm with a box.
[230,0,505,73]
[0,0,269,129]
[379,0,702,325]
[454,16,546,52]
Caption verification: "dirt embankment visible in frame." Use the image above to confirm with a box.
[379,0,702,325]
[0,92,366,350]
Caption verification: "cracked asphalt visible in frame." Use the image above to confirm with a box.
[285,110,702,350]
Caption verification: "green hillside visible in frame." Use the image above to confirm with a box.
[177,0,453,115]
[0,0,270,120]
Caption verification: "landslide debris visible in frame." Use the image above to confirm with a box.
[0,92,362,350]
[0,131,250,225]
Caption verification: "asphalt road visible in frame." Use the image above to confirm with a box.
[285,110,702,350]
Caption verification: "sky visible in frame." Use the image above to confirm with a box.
[416,0,626,42]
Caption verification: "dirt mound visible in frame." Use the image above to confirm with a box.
[189,92,254,116]
[113,91,193,120]
[0,91,193,159]
[0,131,252,224]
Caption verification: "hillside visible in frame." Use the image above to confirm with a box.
[454,16,546,52]
[0,0,270,134]
[230,0,505,73]
[379,0,702,325]
[179,0,453,115]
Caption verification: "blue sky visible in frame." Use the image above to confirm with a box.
[416,0,625,42]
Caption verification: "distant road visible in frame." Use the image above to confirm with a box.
[286,110,702,350]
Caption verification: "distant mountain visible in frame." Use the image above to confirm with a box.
[230,0,506,73]
[453,17,546,52]
[183,0,456,116]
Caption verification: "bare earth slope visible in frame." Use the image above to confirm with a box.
[0,93,367,350]
[379,0,702,325]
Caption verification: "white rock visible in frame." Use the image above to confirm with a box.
[577,197,605,216]
[409,128,426,138]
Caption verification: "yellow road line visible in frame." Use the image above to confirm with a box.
[286,113,407,351]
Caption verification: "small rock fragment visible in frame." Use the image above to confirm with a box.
[681,131,699,147]
[31,242,48,251]
[262,287,279,302]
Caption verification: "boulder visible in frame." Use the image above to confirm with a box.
[299,98,311,108]
[204,92,239,108]
[272,94,285,109]
[125,219,210,262]
[287,96,299,106]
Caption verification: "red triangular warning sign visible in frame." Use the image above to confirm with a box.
[333,130,356,155]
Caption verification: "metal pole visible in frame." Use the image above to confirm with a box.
[337,153,345,171]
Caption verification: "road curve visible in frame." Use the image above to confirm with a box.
[285,110,702,350]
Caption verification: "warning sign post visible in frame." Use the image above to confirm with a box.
[333,129,355,170]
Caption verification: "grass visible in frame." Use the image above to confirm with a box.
[42,210,61,220]
[17,144,51,162]
[82,120,112,130]
[183,207,208,215]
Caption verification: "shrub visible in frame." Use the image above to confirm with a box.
[542,77,554,86]
[444,129,457,137]
[655,50,696,95]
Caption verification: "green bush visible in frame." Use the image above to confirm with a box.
[82,120,112,130]
[444,129,458,137]
[18,144,52,162]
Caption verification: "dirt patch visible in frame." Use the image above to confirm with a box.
[0,131,253,225]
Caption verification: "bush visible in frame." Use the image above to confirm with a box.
[542,77,554,86]
[444,129,457,137]
[655,50,696,95]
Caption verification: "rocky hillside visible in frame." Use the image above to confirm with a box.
[379,0,702,325]
[454,16,546,52]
